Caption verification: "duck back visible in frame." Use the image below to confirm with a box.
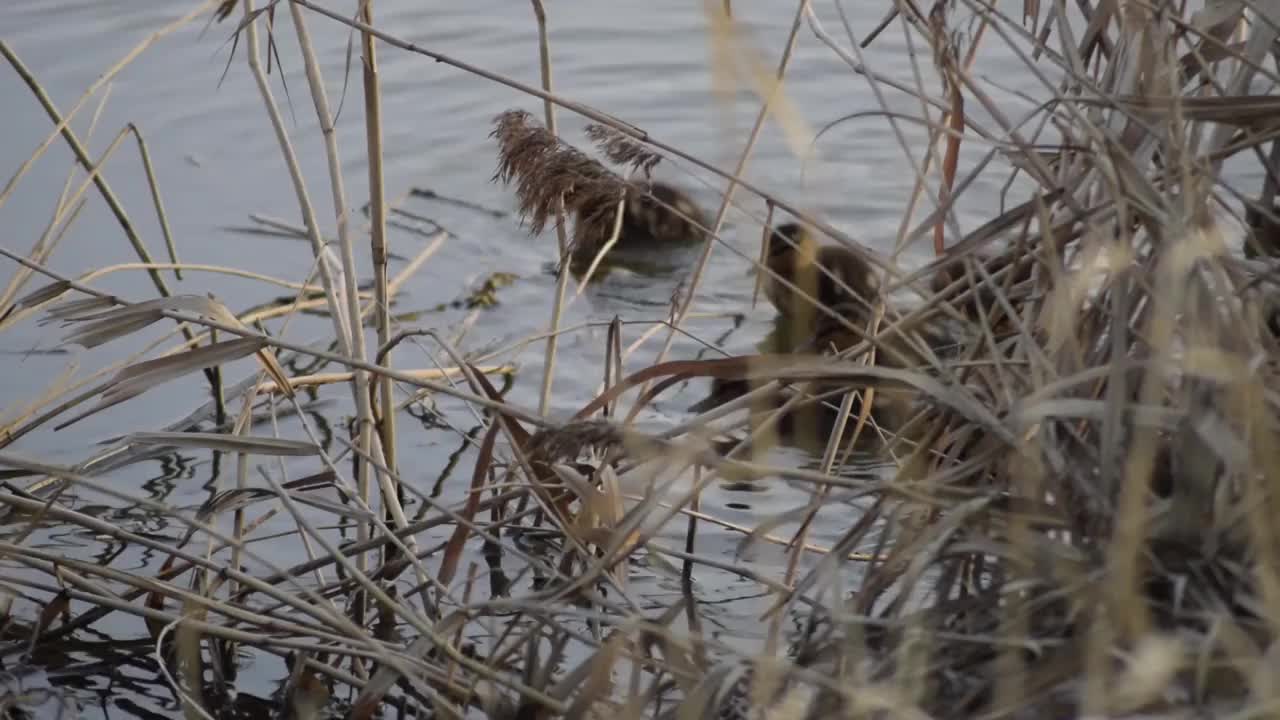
[570,180,708,275]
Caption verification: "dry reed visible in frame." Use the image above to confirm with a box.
[3,2,1280,719]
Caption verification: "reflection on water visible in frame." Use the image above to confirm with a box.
[0,1,1059,716]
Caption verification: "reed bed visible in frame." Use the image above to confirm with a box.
[3,1,1280,719]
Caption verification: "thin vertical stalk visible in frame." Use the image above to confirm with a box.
[239,1,350,350]
[636,0,809,403]
[129,124,183,281]
[229,392,256,598]
[241,0,424,623]
[283,2,425,625]
[284,0,370,395]
[282,4,370,545]
[532,0,573,418]
[362,0,397,481]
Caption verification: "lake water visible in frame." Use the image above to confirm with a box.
[0,1,1153,716]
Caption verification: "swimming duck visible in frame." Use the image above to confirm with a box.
[760,219,952,364]
[694,217,955,451]
[569,180,709,275]
[762,222,880,320]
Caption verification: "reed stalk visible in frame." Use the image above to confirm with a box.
[281,5,379,606]
[532,0,573,419]
[362,0,398,491]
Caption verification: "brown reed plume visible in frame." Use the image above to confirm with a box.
[490,109,628,239]
[584,122,662,178]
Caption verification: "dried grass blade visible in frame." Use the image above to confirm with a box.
[52,337,268,432]
[124,431,319,456]
[56,300,185,348]
[109,337,264,400]
[175,597,208,718]
[194,488,278,523]
[1106,93,1280,126]
[178,489,282,547]
[287,492,377,521]
[438,420,498,588]
[280,469,337,492]
[11,280,73,313]
[63,312,166,349]
[53,295,289,398]
[57,293,215,340]
[39,294,120,323]
[562,631,625,718]
[252,346,294,399]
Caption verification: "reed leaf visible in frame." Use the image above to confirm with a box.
[124,431,320,456]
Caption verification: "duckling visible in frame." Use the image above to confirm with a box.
[763,222,880,320]
[691,220,963,451]
[624,182,708,245]
[569,180,709,275]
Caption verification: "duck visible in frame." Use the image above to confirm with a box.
[760,221,893,361]
[762,222,881,321]
[569,180,709,275]
[693,249,951,452]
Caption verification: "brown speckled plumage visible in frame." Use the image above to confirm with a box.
[570,180,709,272]
[762,222,880,320]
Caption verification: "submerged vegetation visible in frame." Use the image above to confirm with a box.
[4,1,1280,718]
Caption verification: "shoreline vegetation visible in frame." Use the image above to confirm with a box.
[4,1,1280,718]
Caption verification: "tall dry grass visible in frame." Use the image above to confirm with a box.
[2,1,1280,718]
